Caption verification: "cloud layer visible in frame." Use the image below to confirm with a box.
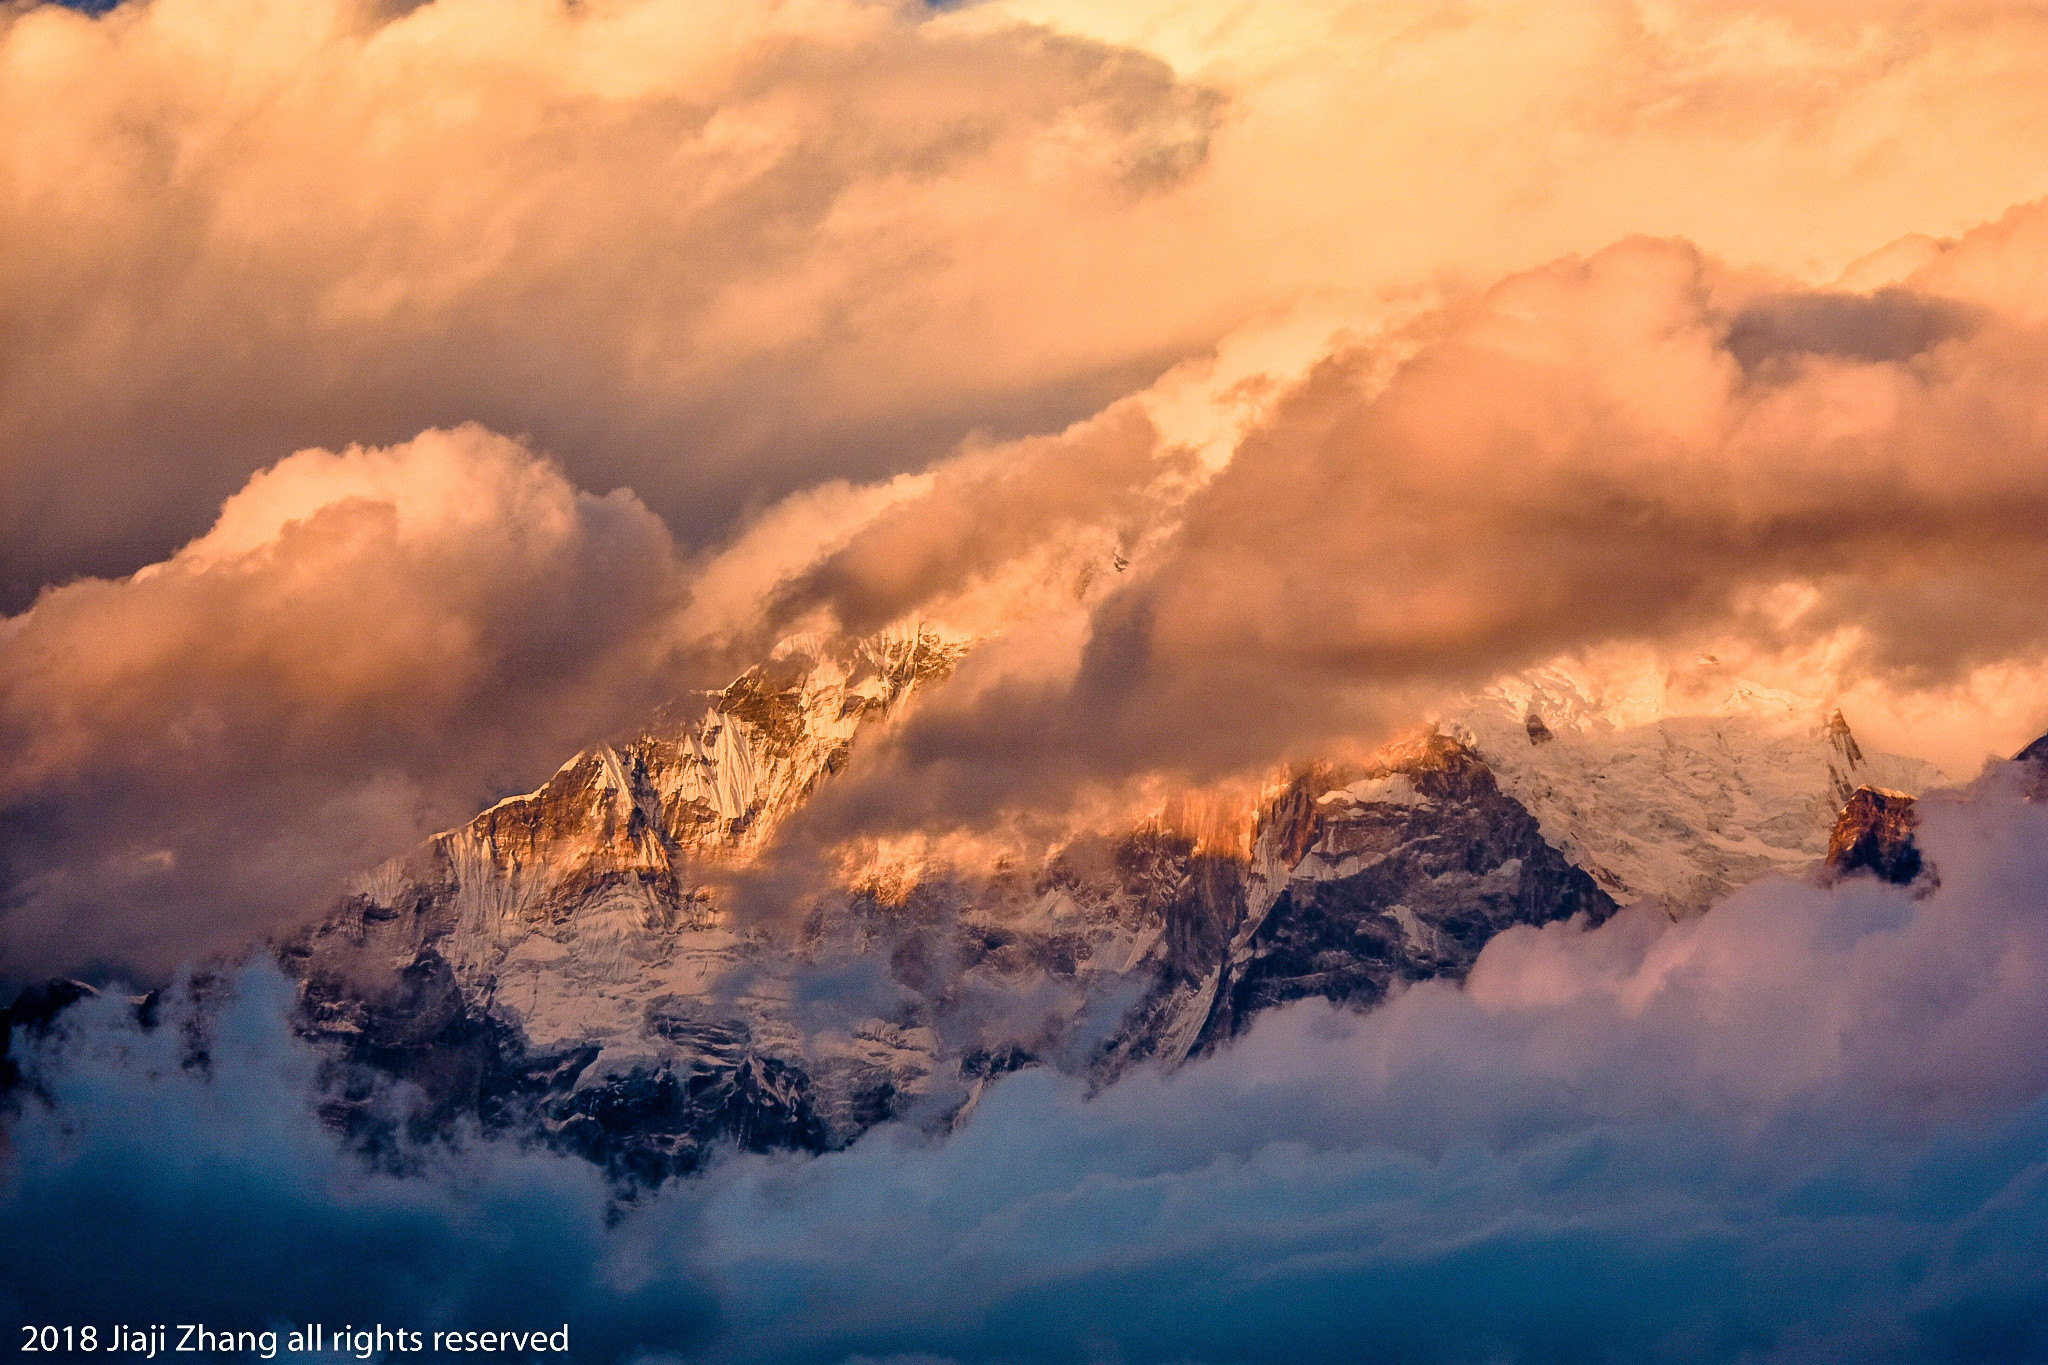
[766,208,2048,846]
[0,426,692,976]
[6,773,2048,1362]
[17,205,2048,967]
[0,0,1220,607]
[9,0,2048,972]
[8,7,2048,1353]
[12,0,2048,609]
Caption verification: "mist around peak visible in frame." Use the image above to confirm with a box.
[8,762,2048,1363]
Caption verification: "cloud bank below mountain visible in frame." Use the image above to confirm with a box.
[6,775,2048,1363]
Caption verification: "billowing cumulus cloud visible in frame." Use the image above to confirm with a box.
[0,425,693,977]
[0,0,1221,608]
[23,205,2048,961]
[9,1,2048,1352]
[12,0,2048,612]
[766,207,2048,845]
[7,773,2048,1362]
[770,403,1182,639]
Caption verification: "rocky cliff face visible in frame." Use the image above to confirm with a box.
[1196,733,1615,1045]
[1824,787,1927,886]
[284,629,967,1177]
[1089,733,1616,1076]
[278,643,1947,1184]
[2016,732,2048,803]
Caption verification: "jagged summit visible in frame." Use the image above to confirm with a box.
[443,628,966,857]
[1164,731,1614,1053]
[1446,665,1942,913]
[272,641,1953,1184]
[283,631,969,1169]
[1824,787,1927,887]
[2015,731,2048,802]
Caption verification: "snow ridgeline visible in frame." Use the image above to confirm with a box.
[284,638,1945,1182]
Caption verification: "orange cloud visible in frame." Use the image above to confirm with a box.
[0,425,690,972]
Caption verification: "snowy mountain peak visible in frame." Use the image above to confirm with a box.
[1447,668,1944,914]
[285,635,1959,1183]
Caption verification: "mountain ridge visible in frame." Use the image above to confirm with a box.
[264,635,1959,1183]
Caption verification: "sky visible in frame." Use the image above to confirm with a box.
[9,0,2048,979]
[6,2,2048,1360]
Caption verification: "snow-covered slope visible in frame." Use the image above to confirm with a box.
[1446,664,1946,914]
[285,642,1945,1181]
[288,630,970,1169]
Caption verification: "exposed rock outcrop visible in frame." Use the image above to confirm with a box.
[2015,732,2048,802]
[283,630,964,1179]
[270,645,1946,1184]
[1825,787,1926,886]
[1181,733,1613,1048]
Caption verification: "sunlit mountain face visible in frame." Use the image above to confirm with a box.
[7,2,2048,1361]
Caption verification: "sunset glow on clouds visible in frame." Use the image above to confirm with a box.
[12,0,2048,598]
[7,2,2048,1358]
[15,178,2048,966]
